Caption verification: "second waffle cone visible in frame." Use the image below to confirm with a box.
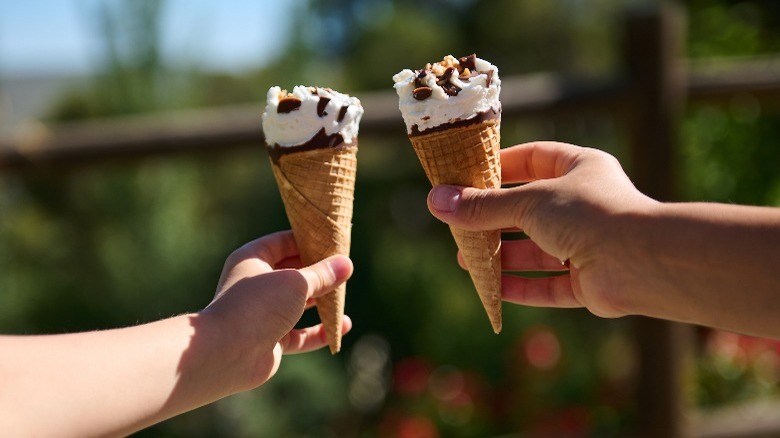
[410,120,502,333]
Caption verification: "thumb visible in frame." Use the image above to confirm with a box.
[296,255,353,300]
[427,184,534,231]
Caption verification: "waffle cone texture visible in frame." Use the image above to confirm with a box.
[269,144,357,353]
[410,120,502,333]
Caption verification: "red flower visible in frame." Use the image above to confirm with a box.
[523,326,562,370]
[380,414,439,438]
[393,356,433,396]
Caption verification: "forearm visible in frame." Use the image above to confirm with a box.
[0,313,246,437]
[620,202,780,337]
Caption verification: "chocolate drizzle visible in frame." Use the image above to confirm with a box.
[409,107,501,137]
[266,128,351,164]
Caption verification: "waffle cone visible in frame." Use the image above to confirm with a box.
[409,120,502,333]
[269,143,357,353]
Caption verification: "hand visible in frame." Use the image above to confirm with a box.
[427,141,657,318]
[0,231,353,437]
[202,230,353,390]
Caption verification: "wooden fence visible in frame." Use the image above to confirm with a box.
[2,4,780,437]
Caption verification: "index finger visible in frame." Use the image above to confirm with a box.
[500,141,584,184]
[228,230,299,270]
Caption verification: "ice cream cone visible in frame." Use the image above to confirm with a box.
[269,144,357,353]
[394,54,503,333]
[262,85,363,354]
[409,119,502,333]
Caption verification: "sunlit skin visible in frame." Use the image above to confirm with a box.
[428,141,780,339]
[0,231,353,437]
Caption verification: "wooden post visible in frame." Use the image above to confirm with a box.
[623,4,693,438]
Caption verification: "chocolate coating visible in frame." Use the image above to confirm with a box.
[266,128,351,164]
[409,107,501,137]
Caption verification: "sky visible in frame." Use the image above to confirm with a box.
[0,0,299,77]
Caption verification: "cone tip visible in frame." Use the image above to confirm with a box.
[328,340,342,354]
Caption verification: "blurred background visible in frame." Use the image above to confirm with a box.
[2,0,780,436]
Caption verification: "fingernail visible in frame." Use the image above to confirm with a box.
[430,186,461,213]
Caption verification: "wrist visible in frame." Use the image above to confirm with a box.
[608,200,705,320]
[182,312,256,395]
[593,197,664,317]
[191,309,278,393]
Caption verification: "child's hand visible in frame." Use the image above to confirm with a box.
[202,230,353,389]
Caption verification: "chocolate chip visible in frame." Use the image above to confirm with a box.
[337,106,349,122]
[317,97,330,117]
[413,87,433,100]
[443,67,456,81]
[459,54,477,71]
[414,70,428,88]
[441,83,461,97]
[277,97,302,114]
[484,70,494,88]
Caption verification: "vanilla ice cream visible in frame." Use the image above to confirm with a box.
[393,54,501,135]
[262,86,363,148]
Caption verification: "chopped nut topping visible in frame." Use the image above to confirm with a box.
[409,54,490,101]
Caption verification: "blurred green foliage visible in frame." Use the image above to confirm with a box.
[683,0,780,207]
[2,0,780,436]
